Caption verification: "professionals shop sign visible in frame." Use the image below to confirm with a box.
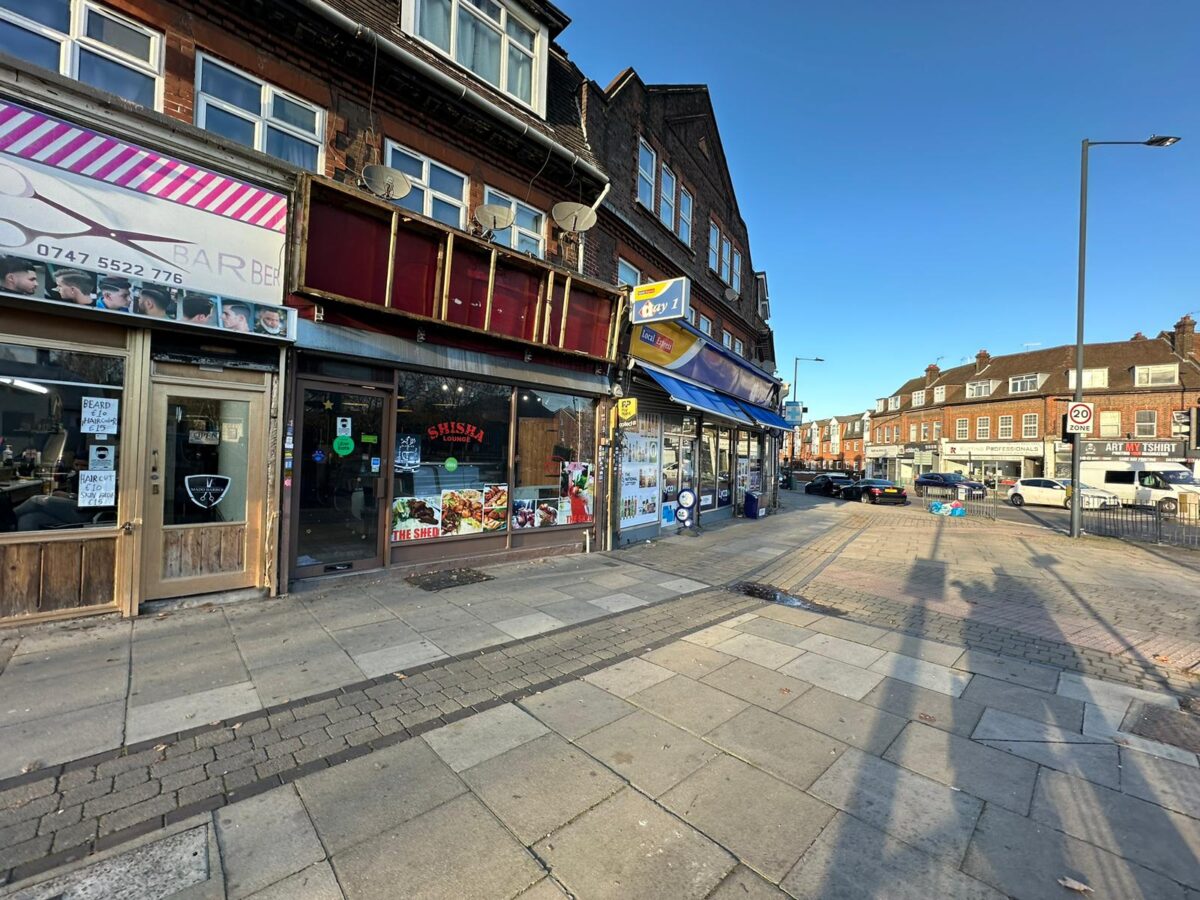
[629,277,690,325]
[0,100,294,339]
[1079,440,1186,461]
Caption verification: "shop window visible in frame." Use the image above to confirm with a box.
[1135,410,1156,437]
[489,263,540,341]
[998,415,1013,439]
[0,342,124,533]
[385,142,468,229]
[484,188,545,258]
[562,288,611,358]
[513,390,596,527]
[1099,410,1120,437]
[391,373,511,543]
[196,54,324,171]
[0,1,162,108]
[445,244,491,329]
[304,196,391,304]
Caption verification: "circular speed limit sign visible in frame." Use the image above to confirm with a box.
[1066,401,1094,433]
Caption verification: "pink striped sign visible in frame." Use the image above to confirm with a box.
[0,100,287,233]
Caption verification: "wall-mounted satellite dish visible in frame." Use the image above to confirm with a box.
[724,287,739,303]
[474,204,515,232]
[551,201,597,233]
[361,164,412,201]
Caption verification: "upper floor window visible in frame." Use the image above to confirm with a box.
[933,421,942,439]
[698,314,712,336]
[976,417,990,439]
[1134,364,1178,387]
[908,424,917,442]
[1068,368,1109,389]
[920,423,928,440]
[733,338,744,357]
[966,380,992,399]
[0,1,162,108]
[1135,410,1157,437]
[722,330,732,349]
[659,166,676,228]
[708,224,720,271]
[875,399,885,413]
[637,140,656,209]
[1099,410,1120,437]
[617,258,641,287]
[1022,413,1039,438]
[1009,373,1039,393]
[887,396,901,411]
[386,142,467,228]
[197,54,323,171]
[414,0,538,107]
[731,249,742,295]
[483,187,544,257]
[720,236,731,282]
[911,390,925,407]
[678,188,693,245]
[998,415,1013,439]
[933,385,945,403]
[955,417,968,439]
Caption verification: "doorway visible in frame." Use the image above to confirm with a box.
[292,383,388,577]
[142,381,266,600]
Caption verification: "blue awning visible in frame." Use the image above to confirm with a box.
[738,401,790,430]
[640,368,754,425]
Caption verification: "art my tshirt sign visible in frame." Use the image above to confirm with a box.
[1079,440,1187,462]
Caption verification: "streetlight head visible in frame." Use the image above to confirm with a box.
[814,357,825,362]
[1145,135,1181,147]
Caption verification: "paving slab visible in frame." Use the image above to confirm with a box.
[862,676,985,737]
[963,802,1187,900]
[128,645,248,708]
[536,598,609,625]
[778,653,883,701]
[883,721,1038,814]
[732,617,815,648]
[972,707,1101,744]
[302,594,393,630]
[577,710,719,798]
[705,706,847,790]
[720,613,758,627]
[681,624,741,648]
[806,617,891,645]
[421,619,510,656]
[1056,671,1181,713]
[711,633,803,670]
[0,664,127,728]
[249,652,365,707]
[869,632,964,666]
[125,681,260,745]
[866,651,972,697]
[1082,704,1198,766]
[459,598,539,623]
[707,864,788,899]
[780,686,907,754]
[661,754,835,883]
[951,649,1059,691]
[215,785,326,899]
[495,612,567,639]
[660,577,709,593]
[352,639,447,678]
[518,680,636,741]
[534,788,733,900]
[973,708,1121,787]
[333,793,543,900]
[583,658,674,698]
[641,641,735,680]
[808,747,983,863]
[588,593,648,613]
[244,861,343,900]
[515,877,569,899]
[782,811,1004,900]
[961,674,1086,730]
[461,733,623,844]
[1030,769,1200,889]
[630,675,750,735]
[233,625,341,671]
[329,618,422,656]
[1119,748,1200,818]
[798,633,885,667]
[699,658,812,711]
[296,737,466,854]
[753,605,824,628]
[422,703,548,773]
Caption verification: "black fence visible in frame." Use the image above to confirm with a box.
[912,485,999,520]
[1083,505,1200,550]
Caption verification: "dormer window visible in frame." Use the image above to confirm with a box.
[887,396,901,411]
[911,390,925,407]
[1009,374,1041,393]
[412,0,542,110]
[933,385,945,403]
[966,380,993,399]
[1134,364,1178,386]
[875,399,885,413]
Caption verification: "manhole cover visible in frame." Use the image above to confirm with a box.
[405,568,494,591]
[731,581,846,616]
[1124,701,1200,754]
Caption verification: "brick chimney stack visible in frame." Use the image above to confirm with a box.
[975,350,991,373]
[925,363,940,387]
[1173,314,1196,359]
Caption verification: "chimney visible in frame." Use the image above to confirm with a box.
[925,363,940,387]
[1131,332,1147,341]
[1173,314,1196,359]
[975,350,991,374]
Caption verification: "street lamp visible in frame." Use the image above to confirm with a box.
[1069,135,1180,539]
[789,356,824,465]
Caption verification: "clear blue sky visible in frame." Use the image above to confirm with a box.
[559,0,1198,419]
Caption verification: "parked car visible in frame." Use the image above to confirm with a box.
[804,474,856,497]
[1007,478,1119,509]
[913,472,987,499]
[840,478,907,505]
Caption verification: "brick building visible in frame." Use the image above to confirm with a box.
[868,316,1200,483]
[796,412,870,474]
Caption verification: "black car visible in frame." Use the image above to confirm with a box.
[913,472,987,498]
[804,474,855,497]
[841,478,908,505]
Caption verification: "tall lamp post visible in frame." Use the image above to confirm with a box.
[1069,135,1180,539]
[790,356,824,465]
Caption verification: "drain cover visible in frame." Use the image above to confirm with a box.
[1124,701,1200,754]
[731,581,846,616]
[406,568,494,591]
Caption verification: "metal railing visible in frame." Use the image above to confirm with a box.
[912,484,1000,520]
[1083,505,1200,550]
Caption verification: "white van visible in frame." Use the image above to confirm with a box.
[1080,461,1200,513]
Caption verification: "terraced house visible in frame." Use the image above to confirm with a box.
[797,412,870,475]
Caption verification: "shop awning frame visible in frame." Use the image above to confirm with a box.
[638,366,754,426]
[736,400,790,431]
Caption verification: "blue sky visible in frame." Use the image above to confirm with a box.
[559,1,1198,419]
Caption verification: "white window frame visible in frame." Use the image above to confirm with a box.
[1068,368,1109,389]
[1134,364,1178,387]
[1099,410,1121,437]
[483,187,545,258]
[637,139,656,209]
[1,1,164,109]
[933,421,942,439]
[955,418,968,440]
[659,165,676,228]
[384,140,468,228]
[1022,413,1039,438]
[720,236,731,282]
[678,187,692,245]
[616,258,641,287]
[406,0,545,113]
[731,249,742,295]
[1009,373,1039,394]
[920,422,929,440]
[887,396,901,411]
[998,415,1013,439]
[195,53,325,171]
[733,338,744,357]
[708,222,720,271]
[966,380,992,399]
[721,329,732,349]
[976,417,990,439]
[911,390,925,407]
[1135,410,1157,438]
[908,424,917,442]
[698,314,712,336]
[875,399,885,413]
[933,385,946,403]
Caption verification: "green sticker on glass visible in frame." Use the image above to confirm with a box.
[361,434,378,444]
[332,435,355,456]
[444,457,458,473]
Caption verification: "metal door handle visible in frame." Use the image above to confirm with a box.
[121,521,135,535]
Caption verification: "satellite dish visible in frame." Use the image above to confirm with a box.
[724,287,739,303]
[474,203,515,231]
[361,164,412,201]
[551,201,597,233]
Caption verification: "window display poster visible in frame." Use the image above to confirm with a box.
[483,483,508,532]
[560,462,594,524]
[81,397,119,435]
[77,470,116,508]
[620,412,661,528]
[391,496,440,541]
[512,499,536,529]
[441,489,483,535]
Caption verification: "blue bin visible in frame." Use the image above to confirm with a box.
[744,491,761,519]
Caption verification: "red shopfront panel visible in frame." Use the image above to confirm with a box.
[544,276,567,345]
[391,228,441,318]
[305,200,390,305]
[563,288,612,358]
[490,263,540,341]
[445,245,490,330]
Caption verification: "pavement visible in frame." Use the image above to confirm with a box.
[0,496,1198,898]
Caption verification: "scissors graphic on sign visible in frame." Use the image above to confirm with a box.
[0,162,193,268]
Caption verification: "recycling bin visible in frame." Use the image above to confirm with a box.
[743,491,762,519]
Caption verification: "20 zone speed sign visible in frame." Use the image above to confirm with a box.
[1066,401,1094,435]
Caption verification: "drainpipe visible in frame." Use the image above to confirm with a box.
[295,0,610,193]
